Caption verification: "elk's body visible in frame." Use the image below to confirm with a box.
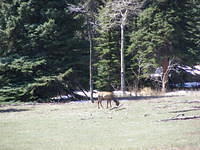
[97,91,120,109]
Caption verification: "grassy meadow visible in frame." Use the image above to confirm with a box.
[0,91,200,150]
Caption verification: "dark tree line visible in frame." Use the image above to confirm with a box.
[0,0,199,102]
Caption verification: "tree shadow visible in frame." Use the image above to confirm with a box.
[169,108,200,113]
[116,95,177,101]
[160,116,200,122]
[0,108,30,113]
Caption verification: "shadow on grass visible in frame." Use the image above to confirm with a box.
[69,95,179,103]
[116,95,177,101]
[0,108,30,113]
[169,108,200,113]
[160,116,200,122]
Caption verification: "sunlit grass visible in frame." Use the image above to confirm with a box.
[0,92,200,150]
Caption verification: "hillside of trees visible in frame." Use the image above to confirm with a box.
[0,0,199,102]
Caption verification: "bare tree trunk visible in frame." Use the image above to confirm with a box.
[88,19,94,103]
[120,24,125,94]
[162,73,168,93]
[161,57,169,92]
[89,39,94,102]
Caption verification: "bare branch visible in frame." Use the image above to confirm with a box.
[100,0,144,30]
[67,4,86,13]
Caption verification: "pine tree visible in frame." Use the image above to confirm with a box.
[128,0,200,92]
[177,0,200,64]
[0,0,88,102]
[95,27,121,91]
[128,6,158,90]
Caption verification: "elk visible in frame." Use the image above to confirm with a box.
[97,91,120,109]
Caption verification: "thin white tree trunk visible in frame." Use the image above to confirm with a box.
[89,36,93,102]
[161,57,169,93]
[120,23,125,94]
[162,72,168,93]
[88,19,94,103]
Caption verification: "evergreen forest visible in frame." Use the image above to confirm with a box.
[0,0,199,102]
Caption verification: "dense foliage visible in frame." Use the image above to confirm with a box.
[0,0,199,102]
[0,0,89,102]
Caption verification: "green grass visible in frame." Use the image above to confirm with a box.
[0,93,200,150]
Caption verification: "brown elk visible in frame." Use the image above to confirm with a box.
[97,91,120,109]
